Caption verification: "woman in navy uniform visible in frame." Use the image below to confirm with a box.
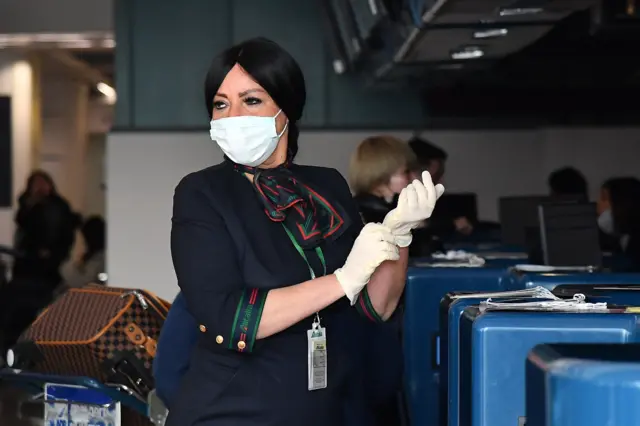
[165,37,444,426]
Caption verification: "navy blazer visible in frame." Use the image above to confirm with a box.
[163,162,402,426]
[155,293,403,423]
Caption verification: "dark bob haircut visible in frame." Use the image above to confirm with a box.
[204,37,306,161]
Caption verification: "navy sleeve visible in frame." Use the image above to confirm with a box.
[171,173,268,353]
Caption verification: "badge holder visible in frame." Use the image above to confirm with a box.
[307,312,327,391]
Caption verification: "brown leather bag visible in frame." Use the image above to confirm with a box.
[14,287,169,394]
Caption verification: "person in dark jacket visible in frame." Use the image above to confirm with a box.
[60,216,106,290]
[13,170,77,288]
[348,136,435,426]
[162,37,444,426]
[597,177,640,270]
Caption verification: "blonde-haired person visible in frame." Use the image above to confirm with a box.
[350,135,417,224]
[350,135,445,257]
[348,136,444,425]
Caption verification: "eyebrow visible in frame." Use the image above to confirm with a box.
[216,88,266,99]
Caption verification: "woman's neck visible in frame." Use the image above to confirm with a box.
[259,138,289,169]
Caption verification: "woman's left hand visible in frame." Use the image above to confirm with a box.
[383,171,445,247]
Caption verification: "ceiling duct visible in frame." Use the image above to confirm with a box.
[357,0,597,85]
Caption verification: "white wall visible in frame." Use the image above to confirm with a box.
[84,133,106,217]
[0,52,33,248]
[107,127,640,300]
[107,133,218,299]
[39,57,90,212]
[539,128,640,201]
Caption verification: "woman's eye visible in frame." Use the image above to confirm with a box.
[244,97,262,106]
[213,101,227,110]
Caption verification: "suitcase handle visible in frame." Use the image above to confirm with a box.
[431,332,439,369]
[120,290,168,322]
[103,352,155,398]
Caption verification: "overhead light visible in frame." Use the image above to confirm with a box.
[0,32,114,49]
[451,46,485,60]
[499,7,543,17]
[473,28,508,39]
[97,82,117,105]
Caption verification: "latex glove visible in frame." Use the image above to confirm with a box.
[383,171,445,247]
[334,223,400,304]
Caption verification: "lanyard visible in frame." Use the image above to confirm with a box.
[282,225,326,279]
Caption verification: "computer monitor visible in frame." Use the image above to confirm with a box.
[538,201,602,267]
[499,195,584,246]
[431,193,478,225]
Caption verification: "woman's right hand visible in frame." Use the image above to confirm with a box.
[334,223,400,304]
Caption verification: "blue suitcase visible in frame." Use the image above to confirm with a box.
[507,268,640,291]
[403,265,512,426]
[439,290,557,426]
[459,307,640,426]
[526,343,640,426]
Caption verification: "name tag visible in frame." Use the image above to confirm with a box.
[307,326,327,391]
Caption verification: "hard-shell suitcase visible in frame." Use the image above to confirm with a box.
[459,306,640,426]
[526,343,640,426]
[404,265,510,426]
[439,291,475,426]
[440,290,556,426]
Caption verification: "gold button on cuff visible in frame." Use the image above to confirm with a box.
[199,324,207,333]
[237,341,246,350]
[216,335,224,344]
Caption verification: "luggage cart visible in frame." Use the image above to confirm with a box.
[0,368,168,425]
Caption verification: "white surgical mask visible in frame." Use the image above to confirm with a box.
[209,110,288,167]
[597,209,615,235]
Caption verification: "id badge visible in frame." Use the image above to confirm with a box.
[307,325,327,391]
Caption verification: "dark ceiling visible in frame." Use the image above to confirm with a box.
[406,9,640,125]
